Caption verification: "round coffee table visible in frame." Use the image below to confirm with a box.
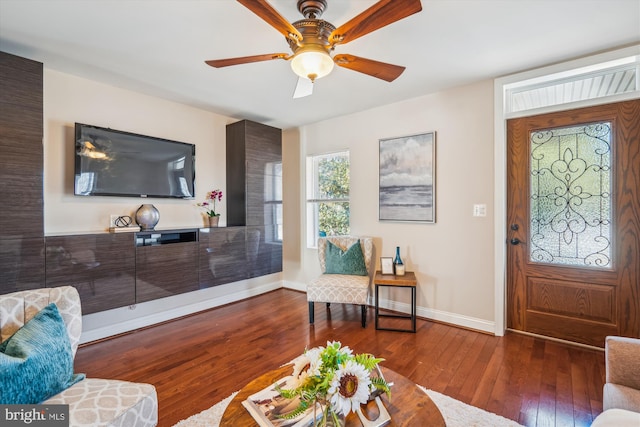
[220,364,445,426]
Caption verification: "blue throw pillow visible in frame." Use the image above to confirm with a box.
[0,303,85,404]
[325,240,368,276]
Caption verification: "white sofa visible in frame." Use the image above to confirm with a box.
[0,286,158,427]
[591,336,640,426]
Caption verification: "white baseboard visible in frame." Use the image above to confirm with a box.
[80,280,283,344]
[283,280,306,292]
[284,280,495,334]
[377,297,495,334]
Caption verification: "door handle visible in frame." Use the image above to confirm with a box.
[510,238,526,245]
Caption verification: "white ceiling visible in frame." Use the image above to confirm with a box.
[1,0,639,129]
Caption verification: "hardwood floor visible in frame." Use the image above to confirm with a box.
[74,289,605,427]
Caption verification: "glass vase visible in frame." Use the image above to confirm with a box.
[313,399,345,427]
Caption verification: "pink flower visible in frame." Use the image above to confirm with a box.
[197,188,223,217]
[209,190,223,202]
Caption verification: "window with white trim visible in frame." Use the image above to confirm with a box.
[306,151,350,248]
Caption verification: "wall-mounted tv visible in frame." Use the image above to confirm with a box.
[74,123,195,199]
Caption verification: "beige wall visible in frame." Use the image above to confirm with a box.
[44,69,230,233]
[283,80,497,331]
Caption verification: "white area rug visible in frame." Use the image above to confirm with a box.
[418,387,524,427]
[173,387,524,427]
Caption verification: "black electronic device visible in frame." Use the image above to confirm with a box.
[74,123,195,199]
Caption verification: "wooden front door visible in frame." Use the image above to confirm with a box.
[506,100,640,347]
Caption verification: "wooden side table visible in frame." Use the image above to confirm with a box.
[374,271,417,332]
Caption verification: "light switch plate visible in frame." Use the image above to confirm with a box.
[473,204,487,217]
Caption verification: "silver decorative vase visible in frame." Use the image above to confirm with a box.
[135,204,160,231]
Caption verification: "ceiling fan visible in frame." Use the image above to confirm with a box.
[205,0,422,98]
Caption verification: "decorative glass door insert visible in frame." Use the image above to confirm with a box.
[529,122,612,268]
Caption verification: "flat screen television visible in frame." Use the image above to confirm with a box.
[74,123,195,199]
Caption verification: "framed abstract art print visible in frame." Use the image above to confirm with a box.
[379,131,436,223]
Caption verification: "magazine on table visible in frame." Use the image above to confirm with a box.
[241,376,323,427]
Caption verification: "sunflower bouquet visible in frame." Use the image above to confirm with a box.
[277,341,391,426]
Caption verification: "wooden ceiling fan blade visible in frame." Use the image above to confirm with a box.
[329,0,422,45]
[334,54,405,82]
[205,53,289,68]
[237,0,303,41]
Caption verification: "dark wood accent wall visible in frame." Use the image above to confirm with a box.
[0,237,45,294]
[225,119,283,278]
[0,51,45,293]
[0,52,43,237]
[199,227,250,287]
[45,234,135,314]
[199,225,282,287]
[249,225,282,278]
[226,123,247,227]
[226,120,282,226]
[245,124,281,227]
[135,232,199,304]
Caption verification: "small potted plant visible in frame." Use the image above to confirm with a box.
[198,189,223,227]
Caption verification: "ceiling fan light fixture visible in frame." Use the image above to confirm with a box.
[290,46,334,82]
